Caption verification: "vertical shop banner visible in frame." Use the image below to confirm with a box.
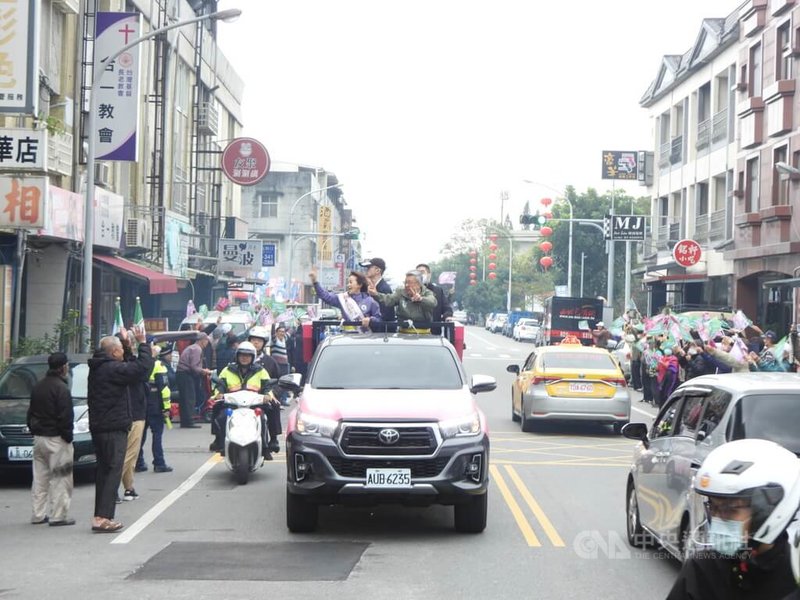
[93,187,124,248]
[94,13,142,161]
[318,205,332,262]
[164,210,190,278]
[0,129,45,170]
[0,0,39,114]
[0,176,47,228]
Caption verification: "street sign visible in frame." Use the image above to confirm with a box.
[218,239,262,273]
[262,242,276,267]
[601,150,639,180]
[673,239,702,267]
[221,137,270,186]
[604,215,646,241]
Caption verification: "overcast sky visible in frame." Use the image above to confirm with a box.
[218,0,739,279]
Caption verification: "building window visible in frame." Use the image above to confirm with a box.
[257,193,278,218]
[697,181,709,215]
[746,157,759,212]
[774,146,790,206]
[777,22,792,81]
[749,43,762,98]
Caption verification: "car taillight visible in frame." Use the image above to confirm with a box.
[604,377,627,387]
[532,376,560,385]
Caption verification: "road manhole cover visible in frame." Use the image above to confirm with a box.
[129,541,368,581]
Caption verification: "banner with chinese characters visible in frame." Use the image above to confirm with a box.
[38,185,85,242]
[0,1,39,114]
[164,210,190,278]
[218,239,263,275]
[93,187,124,248]
[0,176,47,228]
[0,129,45,170]
[601,150,639,180]
[94,13,142,161]
[318,205,332,262]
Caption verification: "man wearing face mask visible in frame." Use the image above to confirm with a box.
[667,439,800,600]
[416,263,453,334]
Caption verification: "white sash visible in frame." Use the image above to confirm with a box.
[337,293,365,322]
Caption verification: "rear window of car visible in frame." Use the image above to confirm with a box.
[0,362,89,402]
[730,394,800,454]
[540,352,618,370]
[311,345,463,389]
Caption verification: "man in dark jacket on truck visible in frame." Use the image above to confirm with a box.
[88,326,153,533]
[27,352,75,526]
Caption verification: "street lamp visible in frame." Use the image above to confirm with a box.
[286,183,344,293]
[523,180,573,296]
[80,8,243,349]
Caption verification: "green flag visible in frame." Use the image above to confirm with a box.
[134,296,145,335]
[112,297,124,335]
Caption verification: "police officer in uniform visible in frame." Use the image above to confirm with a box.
[136,345,173,473]
[209,341,274,459]
[246,326,281,453]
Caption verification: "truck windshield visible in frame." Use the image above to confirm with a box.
[730,394,800,455]
[311,345,463,389]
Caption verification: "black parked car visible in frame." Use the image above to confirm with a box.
[0,354,95,472]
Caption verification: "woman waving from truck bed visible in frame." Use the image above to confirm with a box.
[309,270,382,332]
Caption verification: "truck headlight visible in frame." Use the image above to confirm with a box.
[296,411,338,438]
[439,413,481,439]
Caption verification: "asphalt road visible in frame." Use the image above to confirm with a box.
[0,327,682,599]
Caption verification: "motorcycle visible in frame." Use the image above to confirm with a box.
[219,389,273,485]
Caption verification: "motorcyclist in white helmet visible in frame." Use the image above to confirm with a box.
[667,439,800,600]
[247,325,282,453]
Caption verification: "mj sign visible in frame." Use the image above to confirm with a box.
[604,215,646,241]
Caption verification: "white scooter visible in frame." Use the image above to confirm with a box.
[221,390,273,485]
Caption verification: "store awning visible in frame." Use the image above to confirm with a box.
[94,255,178,294]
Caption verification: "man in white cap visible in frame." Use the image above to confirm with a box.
[592,321,611,348]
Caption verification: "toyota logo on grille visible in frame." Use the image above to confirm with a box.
[378,428,400,445]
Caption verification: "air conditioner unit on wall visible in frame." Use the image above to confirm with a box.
[197,102,219,136]
[95,163,111,187]
[126,218,151,250]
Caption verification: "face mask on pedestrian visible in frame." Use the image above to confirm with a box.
[708,517,748,556]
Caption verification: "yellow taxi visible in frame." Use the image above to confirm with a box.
[506,338,631,433]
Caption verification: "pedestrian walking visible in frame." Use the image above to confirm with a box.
[136,345,173,473]
[270,325,292,405]
[119,332,149,502]
[175,332,212,428]
[27,352,75,526]
[88,326,153,533]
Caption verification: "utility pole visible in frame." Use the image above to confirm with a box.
[500,190,508,225]
[606,182,615,309]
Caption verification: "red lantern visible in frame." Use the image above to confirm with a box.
[488,253,497,260]
[541,197,552,207]
[489,244,498,251]
[469,265,476,271]
[540,256,553,269]
[489,234,498,241]
[469,250,477,257]
[539,241,553,253]
[469,258,476,264]
[488,262,496,270]
[488,272,497,280]
[469,272,477,279]
[540,226,553,237]
[469,280,477,286]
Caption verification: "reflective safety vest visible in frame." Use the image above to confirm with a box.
[216,363,271,396]
[149,360,171,411]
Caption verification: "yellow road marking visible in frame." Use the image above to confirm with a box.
[504,466,565,547]
[489,464,541,547]
[492,459,629,467]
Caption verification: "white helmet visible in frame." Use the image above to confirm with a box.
[235,341,257,359]
[248,326,270,343]
[694,439,800,545]
[791,527,800,587]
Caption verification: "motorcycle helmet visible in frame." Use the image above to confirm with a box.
[235,341,257,360]
[248,326,270,344]
[694,439,800,546]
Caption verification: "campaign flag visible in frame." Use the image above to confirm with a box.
[133,296,145,334]
[112,297,124,335]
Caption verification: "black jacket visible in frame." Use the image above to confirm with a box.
[88,342,155,434]
[256,353,279,379]
[27,370,73,443]
[667,535,795,600]
[375,278,397,324]
[426,282,453,322]
[122,345,150,421]
[677,352,714,380]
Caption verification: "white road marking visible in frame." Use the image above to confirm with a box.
[111,454,222,544]
[631,405,656,418]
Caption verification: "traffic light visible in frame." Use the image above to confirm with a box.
[519,213,547,228]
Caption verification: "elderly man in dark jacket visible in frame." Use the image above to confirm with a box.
[27,352,75,526]
[88,326,153,533]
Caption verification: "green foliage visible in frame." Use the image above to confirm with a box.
[13,310,88,357]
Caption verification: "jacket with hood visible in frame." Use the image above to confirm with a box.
[87,342,154,433]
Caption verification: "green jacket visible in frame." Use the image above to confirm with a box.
[374,286,437,323]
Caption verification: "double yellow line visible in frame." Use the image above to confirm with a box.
[490,464,565,548]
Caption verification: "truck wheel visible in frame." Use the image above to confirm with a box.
[454,492,487,533]
[286,489,318,533]
[234,446,249,485]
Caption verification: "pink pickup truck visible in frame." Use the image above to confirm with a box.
[285,326,496,533]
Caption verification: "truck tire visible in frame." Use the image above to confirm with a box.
[454,492,487,533]
[286,489,318,533]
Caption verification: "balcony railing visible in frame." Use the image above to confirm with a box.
[709,208,727,240]
[694,213,709,243]
[711,108,728,143]
[696,119,711,150]
[658,140,671,169]
[653,216,681,250]
[670,135,683,165]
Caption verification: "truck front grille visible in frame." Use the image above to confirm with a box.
[340,425,438,456]
[327,457,449,478]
